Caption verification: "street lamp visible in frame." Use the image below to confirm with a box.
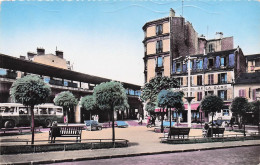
[184,56,196,127]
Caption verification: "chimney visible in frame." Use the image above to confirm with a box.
[20,56,26,60]
[215,32,223,39]
[170,8,175,17]
[37,48,45,55]
[55,50,63,58]
[27,52,36,60]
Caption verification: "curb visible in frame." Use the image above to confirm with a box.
[2,143,260,165]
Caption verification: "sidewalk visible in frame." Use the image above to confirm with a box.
[1,122,260,165]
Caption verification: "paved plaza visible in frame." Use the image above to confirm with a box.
[1,121,260,164]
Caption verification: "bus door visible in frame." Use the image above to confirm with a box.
[18,106,30,126]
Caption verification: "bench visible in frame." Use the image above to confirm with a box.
[207,127,225,137]
[166,127,190,139]
[48,126,83,143]
[0,127,42,134]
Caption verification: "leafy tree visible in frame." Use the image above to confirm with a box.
[200,95,224,137]
[157,90,184,132]
[231,97,250,136]
[249,100,260,125]
[80,95,97,121]
[93,81,128,142]
[141,76,179,104]
[10,75,51,144]
[54,91,78,124]
[145,101,156,112]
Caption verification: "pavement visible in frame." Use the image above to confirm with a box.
[1,120,260,165]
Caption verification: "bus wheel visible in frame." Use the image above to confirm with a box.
[45,120,52,127]
[4,120,15,128]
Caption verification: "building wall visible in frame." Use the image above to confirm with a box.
[234,84,260,102]
[163,56,170,77]
[163,22,169,34]
[147,41,156,55]
[163,39,170,52]
[221,37,234,51]
[147,58,156,82]
[146,25,156,38]
[33,54,68,69]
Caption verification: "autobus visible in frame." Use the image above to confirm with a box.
[0,103,64,128]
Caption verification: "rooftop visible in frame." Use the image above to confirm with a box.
[235,72,260,84]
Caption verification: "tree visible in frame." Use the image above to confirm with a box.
[93,81,127,142]
[231,97,250,136]
[80,95,97,121]
[10,75,51,144]
[200,95,224,137]
[141,76,179,103]
[145,101,156,112]
[54,91,78,124]
[157,90,184,132]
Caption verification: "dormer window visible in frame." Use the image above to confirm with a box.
[209,44,214,52]
[176,63,181,72]
[156,24,163,35]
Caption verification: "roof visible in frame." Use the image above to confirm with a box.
[245,54,260,61]
[0,53,141,90]
[235,72,260,84]
[142,17,169,30]
[173,49,237,61]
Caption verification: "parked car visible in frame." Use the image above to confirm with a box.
[84,120,102,131]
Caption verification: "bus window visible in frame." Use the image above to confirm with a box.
[2,107,15,113]
[40,108,48,114]
[19,107,28,114]
[56,108,63,114]
[48,108,56,115]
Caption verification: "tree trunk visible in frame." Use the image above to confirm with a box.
[243,117,246,137]
[177,112,179,126]
[66,109,69,126]
[169,108,172,128]
[31,105,35,145]
[161,112,164,133]
[211,113,213,137]
[111,109,115,143]
[108,111,111,127]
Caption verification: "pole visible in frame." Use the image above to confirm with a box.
[187,57,192,127]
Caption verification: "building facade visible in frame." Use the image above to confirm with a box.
[0,49,143,124]
[142,9,247,123]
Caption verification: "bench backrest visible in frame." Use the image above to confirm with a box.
[169,127,190,136]
[207,128,225,135]
[58,126,83,135]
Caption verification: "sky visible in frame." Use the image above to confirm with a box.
[0,0,260,86]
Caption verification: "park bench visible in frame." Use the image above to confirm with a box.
[207,127,225,137]
[0,127,42,134]
[165,127,190,139]
[48,126,83,143]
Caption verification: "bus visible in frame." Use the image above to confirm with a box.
[0,103,64,128]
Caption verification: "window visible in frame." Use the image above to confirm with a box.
[156,40,163,53]
[218,90,227,100]
[156,24,163,35]
[190,76,193,86]
[44,77,50,83]
[0,69,7,76]
[157,56,163,67]
[221,57,226,67]
[239,89,246,97]
[176,63,181,72]
[209,44,214,52]
[208,59,214,69]
[222,109,229,116]
[218,73,227,84]
[208,74,214,85]
[196,60,203,70]
[177,77,183,86]
[144,44,147,55]
[253,89,256,101]
[197,75,202,86]
[256,59,260,67]
[197,92,202,101]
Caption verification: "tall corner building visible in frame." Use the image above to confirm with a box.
[142,9,249,123]
[143,9,234,83]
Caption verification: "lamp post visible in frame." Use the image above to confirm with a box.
[184,56,195,128]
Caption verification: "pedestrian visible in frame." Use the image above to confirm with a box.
[51,122,60,143]
[152,115,156,126]
[203,123,209,137]
[138,115,143,125]
[147,115,151,128]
